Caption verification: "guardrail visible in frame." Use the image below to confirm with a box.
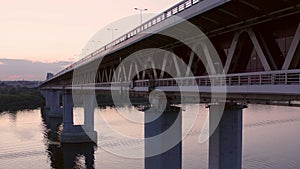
[51,0,205,79]
[69,70,300,89]
[133,70,300,87]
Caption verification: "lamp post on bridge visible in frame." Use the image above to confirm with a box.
[107,28,118,41]
[134,7,148,24]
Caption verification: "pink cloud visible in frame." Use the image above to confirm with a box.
[6,75,22,80]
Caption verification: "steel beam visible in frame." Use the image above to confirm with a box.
[247,29,271,71]
[282,21,300,70]
[224,31,242,73]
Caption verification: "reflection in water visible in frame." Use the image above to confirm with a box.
[47,143,64,169]
[0,105,299,168]
[42,109,96,169]
[7,111,17,122]
[42,112,64,169]
[62,143,95,169]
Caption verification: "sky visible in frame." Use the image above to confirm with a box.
[0,0,181,80]
[0,59,70,80]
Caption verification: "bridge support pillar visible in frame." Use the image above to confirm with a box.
[44,91,52,109]
[84,94,95,132]
[208,103,246,169]
[145,105,182,169]
[48,90,63,118]
[61,91,97,143]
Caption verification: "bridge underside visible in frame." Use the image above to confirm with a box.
[40,0,300,106]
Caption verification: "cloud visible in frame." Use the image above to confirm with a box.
[0,58,71,81]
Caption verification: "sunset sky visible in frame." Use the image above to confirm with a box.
[0,0,180,80]
[0,0,180,62]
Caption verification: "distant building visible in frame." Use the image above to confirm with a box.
[46,73,54,80]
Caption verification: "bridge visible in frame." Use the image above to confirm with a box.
[39,0,300,169]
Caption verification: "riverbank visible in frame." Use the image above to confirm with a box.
[0,84,44,112]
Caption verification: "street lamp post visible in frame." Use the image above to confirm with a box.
[134,7,148,24]
[107,28,118,41]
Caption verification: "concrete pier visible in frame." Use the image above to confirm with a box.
[61,91,97,143]
[44,91,51,109]
[208,103,246,169]
[145,105,182,169]
[48,90,63,118]
[84,94,95,132]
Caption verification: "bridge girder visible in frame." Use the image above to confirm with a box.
[40,0,300,90]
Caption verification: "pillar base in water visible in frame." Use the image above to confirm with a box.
[61,126,97,143]
[48,108,63,118]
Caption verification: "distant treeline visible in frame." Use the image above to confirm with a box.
[0,83,44,112]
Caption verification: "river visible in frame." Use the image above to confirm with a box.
[0,104,299,169]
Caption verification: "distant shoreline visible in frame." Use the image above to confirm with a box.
[0,83,44,112]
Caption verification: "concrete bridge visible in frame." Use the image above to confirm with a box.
[40,0,300,168]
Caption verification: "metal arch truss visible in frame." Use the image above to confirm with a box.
[44,18,300,95]
[73,20,300,85]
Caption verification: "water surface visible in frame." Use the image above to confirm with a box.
[0,104,299,169]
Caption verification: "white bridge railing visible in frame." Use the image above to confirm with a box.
[52,70,300,94]
[95,70,300,88]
